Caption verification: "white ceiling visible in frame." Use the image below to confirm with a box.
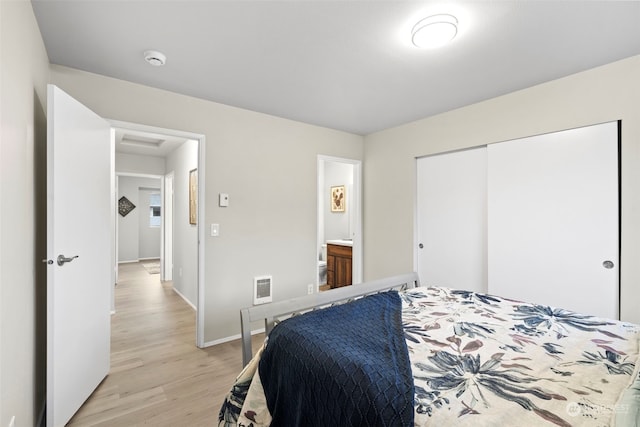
[32,1,640,136]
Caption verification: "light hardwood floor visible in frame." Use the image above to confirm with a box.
[67,262,263,426]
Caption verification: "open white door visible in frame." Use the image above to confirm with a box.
[46,85,112,426]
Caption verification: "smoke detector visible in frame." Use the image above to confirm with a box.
[144,50,166,66]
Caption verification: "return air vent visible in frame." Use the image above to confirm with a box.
[253,275,272,305]
[120,134,166,149]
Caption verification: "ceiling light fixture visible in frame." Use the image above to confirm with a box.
[411,14,458,49]
[144,50,166,66]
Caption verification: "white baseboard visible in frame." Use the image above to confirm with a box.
[202,328,266,348]
[118,258,160,264]
[172,287,196,310]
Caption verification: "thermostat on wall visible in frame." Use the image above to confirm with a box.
[219,193,229,207]
[254,275,272,305]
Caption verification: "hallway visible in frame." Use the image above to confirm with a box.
[66,262,259,426]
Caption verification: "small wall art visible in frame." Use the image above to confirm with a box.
[331,185,346,212]
[118,196,136,217]
[189,168,197,225]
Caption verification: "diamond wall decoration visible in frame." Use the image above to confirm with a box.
[118,196,136,217]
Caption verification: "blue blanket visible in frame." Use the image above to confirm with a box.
[258,291,414,426]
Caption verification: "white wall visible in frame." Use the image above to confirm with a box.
[116,152,165,176]
[165,140,198,305]
[364,55,640,325]
[50,65,364,343]
[324,161,353,241]
[0,1,50,425]
[117,176,161,262]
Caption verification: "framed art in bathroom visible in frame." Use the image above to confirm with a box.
[331,185,345,212]
[189,168,197,225]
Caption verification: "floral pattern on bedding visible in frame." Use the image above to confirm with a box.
[403,287,640,427]
[220,287,640,427]
[219,345,272,427]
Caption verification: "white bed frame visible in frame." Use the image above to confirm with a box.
[240,272,421,366]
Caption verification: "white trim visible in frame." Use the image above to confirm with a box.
[119,258,162,263]
[115,171,163,179]
[162,171,175,282]
[110,129,116,313]
[203,328,266,348]
[197,133,206,348]
[172,286,196,311]
[413,156,419,277]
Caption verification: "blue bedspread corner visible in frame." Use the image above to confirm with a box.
[258,290,414,426]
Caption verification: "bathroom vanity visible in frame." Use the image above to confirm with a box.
[326,241,352,288]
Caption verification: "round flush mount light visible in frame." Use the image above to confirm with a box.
[144,50,166,66]
[411,14,458,49]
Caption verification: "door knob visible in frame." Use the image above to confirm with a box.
[418,243,424,249]
[57,254,79,266]
[602,260,614,269]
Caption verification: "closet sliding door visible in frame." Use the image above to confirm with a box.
[487,121,619,319]
[416,147,487,293]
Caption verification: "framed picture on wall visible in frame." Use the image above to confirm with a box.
[118,196,136,217]
[331,185,346,212]
[189,168,197,225]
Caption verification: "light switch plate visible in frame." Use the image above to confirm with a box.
[211,223,220,237]
[219,193,229,207]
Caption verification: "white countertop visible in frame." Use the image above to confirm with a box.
[326,239,353,247]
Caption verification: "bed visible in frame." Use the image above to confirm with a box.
[219,273,640,426]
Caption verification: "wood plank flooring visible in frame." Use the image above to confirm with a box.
[67,262,263,426]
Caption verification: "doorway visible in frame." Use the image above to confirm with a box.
[316,155,363,291]
[110,120,206,347]
[114,173,163,296]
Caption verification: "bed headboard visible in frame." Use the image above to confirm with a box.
[240,272,421,366]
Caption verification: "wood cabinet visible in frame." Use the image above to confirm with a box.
[327,244,352,289]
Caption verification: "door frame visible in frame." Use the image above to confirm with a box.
[162,171,175,281]
[317,155,363,289]
[109,119,206,347]
[115,173,163,266]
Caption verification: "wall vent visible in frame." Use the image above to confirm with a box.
[253,275,272,305]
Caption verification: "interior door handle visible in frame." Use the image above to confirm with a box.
[57,254,79,266]
[602,260,614,269]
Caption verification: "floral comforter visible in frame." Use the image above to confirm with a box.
[220,287,640,426]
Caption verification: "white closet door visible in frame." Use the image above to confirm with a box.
[416,148,487,293]
[487,122,619,318]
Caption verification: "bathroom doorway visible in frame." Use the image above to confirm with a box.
[316,155,362,291]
